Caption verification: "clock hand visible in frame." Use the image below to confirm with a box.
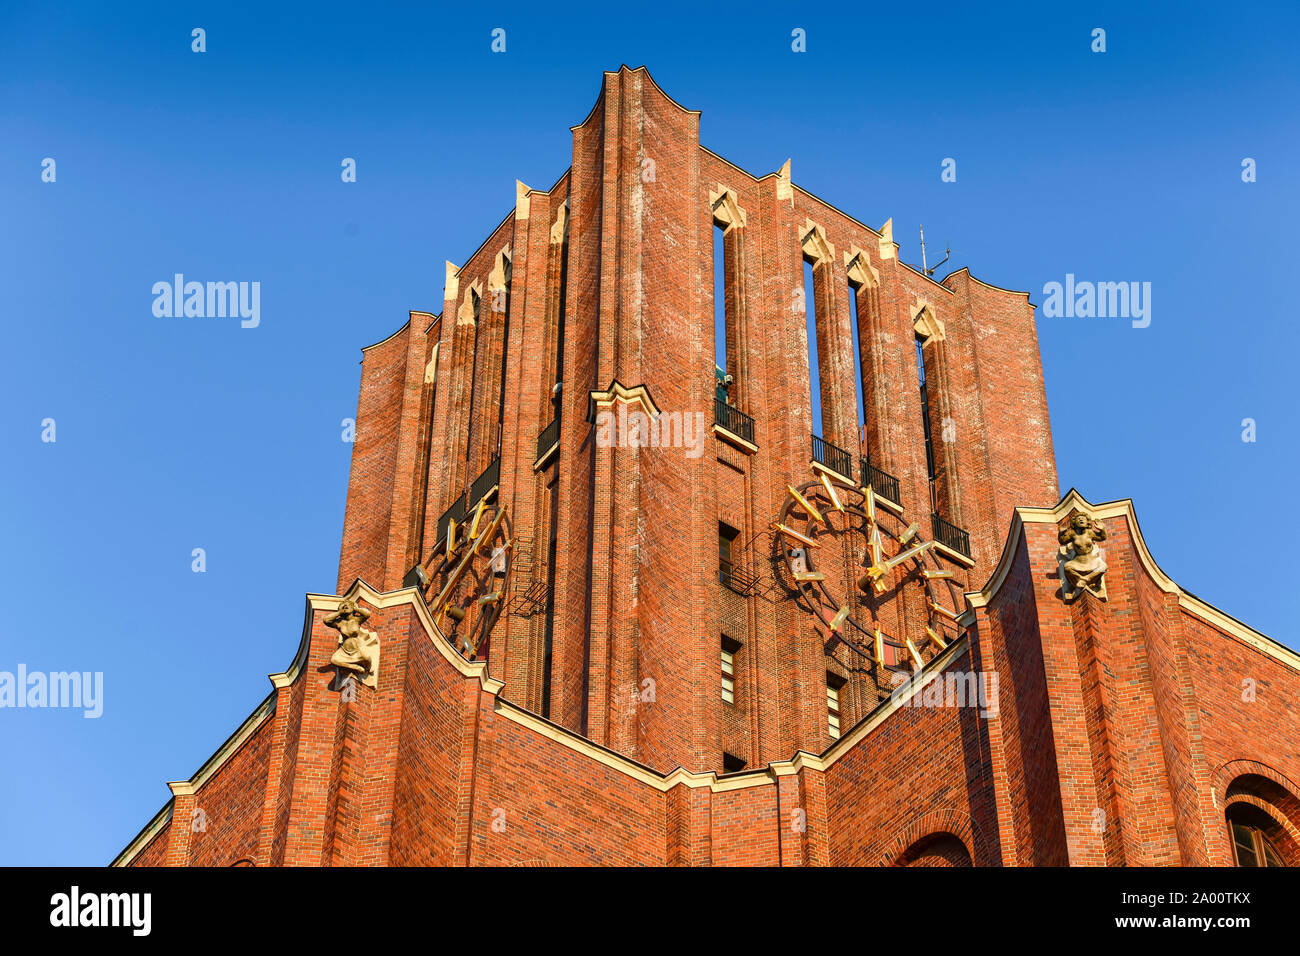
[818,471,845,513]
[787,485,825,525]
[883,539,936,570]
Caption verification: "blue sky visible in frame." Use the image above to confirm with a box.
[2,1,1296,865]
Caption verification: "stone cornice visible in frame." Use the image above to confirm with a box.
[966,489,1300,673]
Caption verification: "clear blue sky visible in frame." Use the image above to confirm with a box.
[2,1,1296,865]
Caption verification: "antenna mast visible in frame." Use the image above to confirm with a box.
[919,224,950,277]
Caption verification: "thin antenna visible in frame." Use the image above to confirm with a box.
[920,224,950,277]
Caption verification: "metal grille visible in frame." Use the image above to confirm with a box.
[811,433,852,480]
[469,457,500,507]
[931,512,971,559]
[860,458,901,505]
[434,494,467,550]
[714,400,755,444]
[535,417,559,465]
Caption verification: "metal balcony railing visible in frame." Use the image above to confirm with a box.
[714,400,755,445]
[811,434,852,481]
[860,458,901,505]
[435,493,467,550]
[931,512,972,559]
[719,561,760,597]
[469,457,500,507]
[535,417,559,466]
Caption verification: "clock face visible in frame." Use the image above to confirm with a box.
[416,498,512,661]
[775,469,964,675]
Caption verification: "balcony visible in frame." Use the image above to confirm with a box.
[860,458,901,506]
[469,456,500,507]
[931,512,972,561]
[435,493,467,550]
[713,399,756,449]
[811,434,853,482]
[534,417,559,470]
[719,560,760,597]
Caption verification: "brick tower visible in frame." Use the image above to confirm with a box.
[337,66,1056,776]
[116,68,1300,868]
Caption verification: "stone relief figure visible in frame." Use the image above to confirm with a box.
[325,599,380,689]
[1058,512,1108,601]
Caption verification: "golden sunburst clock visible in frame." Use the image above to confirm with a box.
[405,497,512,661]
[774,466,964,672]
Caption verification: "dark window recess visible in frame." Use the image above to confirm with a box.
[717,522,758,594]
[718,521,739,582]
[917,334,938,512]
[827,672,847,740]
[721,635,742,705]
[1228,805,1286,867]
[722,752,747,774]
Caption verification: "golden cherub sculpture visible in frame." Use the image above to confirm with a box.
[325,599,381,689]
[1058,512,1108,602]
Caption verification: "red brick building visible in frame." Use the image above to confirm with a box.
[115,67,1300,868]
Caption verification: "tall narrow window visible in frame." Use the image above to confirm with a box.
[718,521,740,588]
[847,282,866,443]
[827,673,845,739]
[713,223,728,376]
[916,333,938,512]
[721,635,741,704]
[803,259,823,436]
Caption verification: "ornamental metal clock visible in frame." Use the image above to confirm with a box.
[405,497,513,661]
[774,467,964,673]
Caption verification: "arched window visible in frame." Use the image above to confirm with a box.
[1227,804,1285,867]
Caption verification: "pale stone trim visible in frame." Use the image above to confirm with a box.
[444,261,460,304]
[712,423,757,455]
[457,280,483,327]
[424,343,439,385]
[810,457,854,488]
[775,158,793,202]
[586,380,661,421]
[800,219,835,265]
[515,180,531,220]
[488,247,512,298]
[844,246,879,288]
[111,805,171,868]
[709,185,747,232]
[966,490,1300,673]
[878,218,896,260]
[550,200,570,245]
[933,540,976,569]
[113,578,975,864]
[494,635,972,791]
[912,299,945,343]
[532,440,559,472]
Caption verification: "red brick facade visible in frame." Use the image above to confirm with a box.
[115,68,1300,867]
